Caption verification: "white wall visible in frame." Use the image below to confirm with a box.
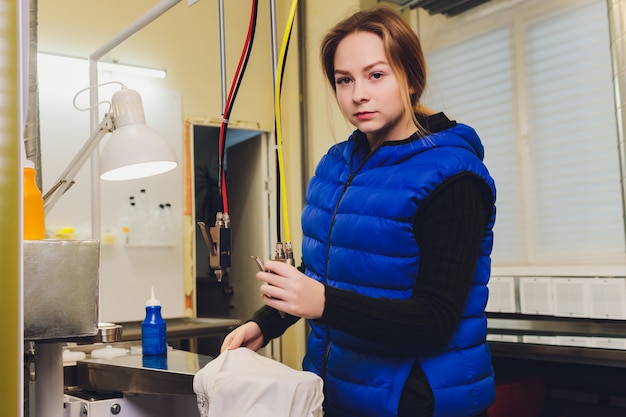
[38,54,185,322]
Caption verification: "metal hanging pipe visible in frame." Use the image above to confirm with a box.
[35,343,63,417]
[218,0,227,111]
[269,0,278,88]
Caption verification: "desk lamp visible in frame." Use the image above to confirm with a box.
[42,84,178,214]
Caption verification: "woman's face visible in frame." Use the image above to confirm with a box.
[333,31,416,147]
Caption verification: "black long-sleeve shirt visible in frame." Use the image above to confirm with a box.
[252,175,491,417]
[251,114,493,417]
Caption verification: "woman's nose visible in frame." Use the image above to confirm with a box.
[352,81,370,102]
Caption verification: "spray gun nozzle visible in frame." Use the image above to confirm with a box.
[205,212,231,281]
[273,241,294,266]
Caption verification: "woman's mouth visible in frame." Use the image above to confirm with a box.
[355,111,376,121]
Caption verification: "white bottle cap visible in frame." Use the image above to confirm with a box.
[146,286,161,306]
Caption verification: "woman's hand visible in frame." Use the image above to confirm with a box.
[220,321,264,353]
[256,260,325,319]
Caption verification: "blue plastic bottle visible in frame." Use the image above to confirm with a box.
[142,287,167,355]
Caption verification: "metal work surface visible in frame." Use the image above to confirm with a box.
[68,317,240,395]
[117,317,241,342]
[77,349,213,395]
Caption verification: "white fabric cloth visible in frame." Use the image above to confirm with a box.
[193,348,324,417]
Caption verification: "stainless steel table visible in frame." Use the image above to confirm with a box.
[66,316,241,395]
[76,349,212,395]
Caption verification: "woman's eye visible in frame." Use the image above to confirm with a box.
[335,77,351,85]
[371,72,384,80]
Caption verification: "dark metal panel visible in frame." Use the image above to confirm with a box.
[380,0,494,17]
[440,0,493,16]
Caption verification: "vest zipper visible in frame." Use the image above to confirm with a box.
[320,144,377,381]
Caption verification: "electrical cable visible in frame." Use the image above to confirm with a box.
[216,0,259,214]
[274,0,299,243]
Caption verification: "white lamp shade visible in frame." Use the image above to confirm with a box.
[100,123,178,181]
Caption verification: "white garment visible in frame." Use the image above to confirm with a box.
[193,348,324,417]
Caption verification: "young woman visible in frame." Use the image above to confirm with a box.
[221,6,496,417]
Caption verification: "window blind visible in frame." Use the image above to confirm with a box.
[424,26,526,264]
[525,2,624,263]
[422,0,625,268]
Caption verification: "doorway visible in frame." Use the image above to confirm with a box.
[192,124,274,324]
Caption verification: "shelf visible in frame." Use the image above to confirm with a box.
[116,317,241,342]
[487,313,626,368]
[123,243,176,248]
[489,341,626,369]
[487,313,626,338]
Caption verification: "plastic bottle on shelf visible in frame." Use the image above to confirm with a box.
[135,189,149,244]
[128,195,135,217]
[23,160,45,240]
[136,189,149,217]
[125,200,137,244]
[141,286,167,355]
[156,203,166,244]
[163,203,175,245]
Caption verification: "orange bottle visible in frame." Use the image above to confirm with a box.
[23,162,45,240]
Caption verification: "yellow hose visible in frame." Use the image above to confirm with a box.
[274,0,299,243]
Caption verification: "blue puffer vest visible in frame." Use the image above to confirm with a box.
[301,123,496,417]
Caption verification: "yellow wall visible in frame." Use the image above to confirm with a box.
[38,0,288,131]
[36,0,405,370]
[302,0,362,176]
[1,0,21,415]
[38,0,308,368]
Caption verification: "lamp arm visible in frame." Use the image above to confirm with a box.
[43,113,113,215]
[90,0,181,63]
[86,0,181,241]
